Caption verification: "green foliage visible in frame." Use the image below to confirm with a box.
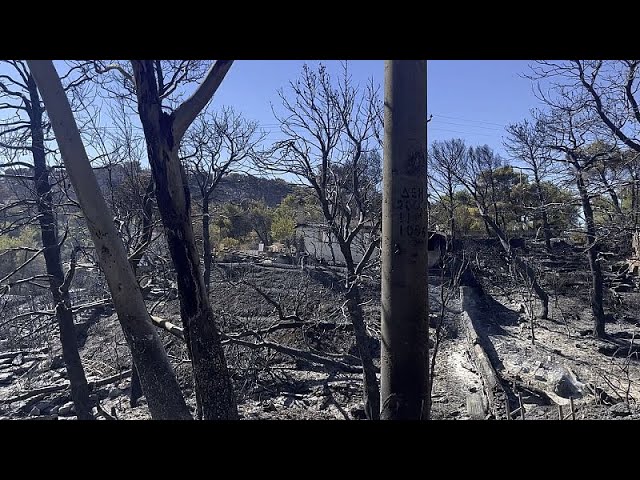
[271,209,296,243]
[244,200,272,245]
[270,195,300,243]
[216,203,254,241]
[213,193,325,248]
[454,191,487,235]
[429,166,578,237]
[218,237,240,250]
[214,200,274,246]
[0,226,40,250]
[0,225,42,283]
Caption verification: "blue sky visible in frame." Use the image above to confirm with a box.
[211,60,542,160]
[0,60,545,166]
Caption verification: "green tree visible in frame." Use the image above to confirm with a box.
[271,198,297,243]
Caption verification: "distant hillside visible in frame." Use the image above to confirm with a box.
[202,173,294,208]
[0,167,295,210]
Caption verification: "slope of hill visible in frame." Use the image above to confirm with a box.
[0,168,295,210]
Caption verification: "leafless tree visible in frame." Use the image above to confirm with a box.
[257,63,383,419]
[534,98,614,337]
[77,59,239,419]
[504,117,555,251]
[453,144,550,318]
[530,60,640,241]
[429,138,465,249]
[0,60,95,418]
[181,107,262,290]
[531,61,640,152]
[27,60,193,420]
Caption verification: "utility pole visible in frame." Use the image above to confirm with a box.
[380,60,429,420]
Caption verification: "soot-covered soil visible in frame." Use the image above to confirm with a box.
[3,250,639,420]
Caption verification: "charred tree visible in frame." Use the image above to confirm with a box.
[131,60,238,420]
[259,63,383,419]
[0,62,94,420]
[28,60,192,420]
[504,120,554,252]
[574,166,606,337]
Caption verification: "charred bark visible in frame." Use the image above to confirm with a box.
[29,60,192,420]
[28,78,93,420]
[132,60,237,420]
[575,169,605,337]
[341,246,380,420]
[202,196,212,291]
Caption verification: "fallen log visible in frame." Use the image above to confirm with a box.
[0,369,133,405]
[149,315,364,373]
[460,285,510,419]
[0,347,49,360]
[0,383,69,404]
[150,316,184,341]
[466,392,488,420]
[225,337,367,374]
[89,369,132,390]
[27,414,59,420]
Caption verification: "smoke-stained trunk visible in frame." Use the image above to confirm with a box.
[132,60,237,420]
[28,80,93,420]
[575,168,605,337]
[28,60,192,420]
[532,169,552,252]
[202,196,212,291]
[340,244,380,420]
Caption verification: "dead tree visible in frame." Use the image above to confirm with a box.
[0,60,94,419]
[258,63,383,419]
[535,103,613,338]
[182,107,262,291]
[27,59,192,420]
[530,60,640,245]
[504,118,555,252]
[429,138,465,251]
[129,60,238,420]
[453,144,550,318]
[75,59,239,418]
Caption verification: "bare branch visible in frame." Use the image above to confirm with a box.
[171,60,234,144]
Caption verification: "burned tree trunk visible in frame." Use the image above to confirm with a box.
[539,207,553,253]
[202,196,212,291]
[345,270,380,420]
[132,60,237,420]
[532,170,552,252]
[575,169,605,337]
[28,80,93,420]
[28,60,192,420]
[473,198,549,318]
